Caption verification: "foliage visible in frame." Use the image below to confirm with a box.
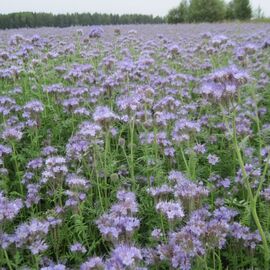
[0,12,164,29]
[233,0,252,20]
[167,0,255,23]
[167,0,189,23]
[0,23,270,269]
[189,0,225,22]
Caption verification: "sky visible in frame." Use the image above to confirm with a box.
[0,0,269,17]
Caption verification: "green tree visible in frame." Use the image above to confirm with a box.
[167,7,182,23]
[189,0,225,22]
[0,12,164,29]
[225,1,235,20]
[167,0,189,23]
[233,0,252,20]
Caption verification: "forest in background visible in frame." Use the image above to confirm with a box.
[0,0,268,30]
[0,12,164,29]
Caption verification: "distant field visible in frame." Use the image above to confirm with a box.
[0,23,270,270]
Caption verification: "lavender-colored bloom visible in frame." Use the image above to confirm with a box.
[25,184,41,208]
[66,174,90,190]
[41,156,68,183]
[12,218,50,249]
[207,154,219,165]
[64,190,87,207]
[27,157,43,170]
[261,186,270,201]
[199,65,249,103]
[147,184,173,198]
[88,26,104,38]
[70,242,87,253]
[169,171,209,201]
[29,238,48,255]
[96,189,139,241]
[108,245,142,268]
[111,190,138,215]
[172,119,201,143]
[0,192,23,222]
[77,121,102,138]
[0,144,12,157]
[74,107,91,116]
[42,146,58,157]
[43,83,65,94]
[2,126,23,141]
[41,264,66,270]
[93,106,118,125]
[96,213,140,241]
[151,228,163,240]
[156,201,184,221]
[193,144,206,154]
[47,216,62,227]
[23,100,44,114]
[80,257,104,270]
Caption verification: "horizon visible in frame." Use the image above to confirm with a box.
[0,0,269,17]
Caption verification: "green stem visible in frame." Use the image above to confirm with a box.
[180,146,190,177]
[11,142,23,195]
[129,118,135,186]
[232,112,269,268]
[4,250,13,270]
[93,149,104,212]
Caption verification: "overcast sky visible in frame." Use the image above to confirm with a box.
[0,0,269,17]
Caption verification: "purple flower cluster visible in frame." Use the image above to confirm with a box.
[64,173,90,207]
[66,121,103,161]
[0,192,23,222]
[0,23,269,269]
[88,26,104,38]
[96,189,139,243]
[41,156,68,184]
[156,200,184,221]
[199,65,249,103]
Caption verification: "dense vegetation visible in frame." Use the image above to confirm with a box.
[0,0,265,29]
[0,12,164,29]
[0,23,270,269]
[167,0,253,23]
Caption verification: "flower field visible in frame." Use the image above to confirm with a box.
[0,23,270,269]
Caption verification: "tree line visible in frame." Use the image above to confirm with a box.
[0,12,164,29]
[167,0,254,23]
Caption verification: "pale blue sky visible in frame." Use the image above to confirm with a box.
[0,0,269,17]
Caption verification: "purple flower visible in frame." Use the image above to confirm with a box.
[0,192,23,222]
[108,245,142,267]
[93,106,118,125]
[88,26,104,38]
[41,264,66,270]
[151,228,163,240]
[172,119,201,143]
[41,156,68,183]
[23,100,44,114]
[2,126,23,141]
[156,201,184,221]
[42,146,58,157]
[70,242,87,254]
[207,154,219,165]
[66,174,90,190]
[25,184,41,208]
[147,184,173,198]
[193,144,206,154]
[80,257,104,270]
[169,171,209,201]
[29,238,48,255]
[261,186,270,201]
[27,157,43,170]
